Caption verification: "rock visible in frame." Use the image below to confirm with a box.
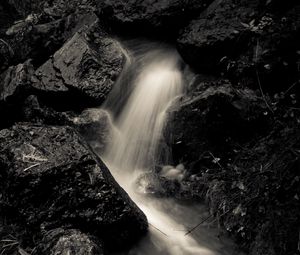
[0,12,98,71]
[8,0,96,18]
[167,79,270,172]
[0,60,34,103]
[22,96,112,153]
[0,124,148,250]
[7,0,44,17]
[177,0,260,70]
[98,0,212,36]
[0,1,20,35]
[70,109,112,155]
[134,172,181,197]
[36,228,103,255]
[32,19,125,108]
[220,4,300,92]
[0,60,34,129]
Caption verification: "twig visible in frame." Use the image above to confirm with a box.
[23,163,41,172]
[256,69,274,114]
[184,214,214,236]
[149,223,168,237]
[284,81,299,95]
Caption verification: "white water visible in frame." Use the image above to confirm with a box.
[101,42,241,255]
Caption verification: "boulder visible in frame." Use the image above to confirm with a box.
[36,228,103,255]
[8,0,96,18]
[0,12,98,71]
[0,124,148,250]
[22,96,112,154]
[98,0,212,36]
[32,19,125,109]
[177,0,260,70]
[0,60,34,103]
[177,0,300,92]
[167,78,270,172]
[0,60,34,129]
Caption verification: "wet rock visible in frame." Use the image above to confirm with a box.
[70,109,112,155]
[177,0,260,70]
[0,12,97,71]
[0,124,148,250]
[221,4,300,92]
[37,228,103,255]
[98,0,212,36]
[167,79,270,172]
[135,172,181,197]
[32,19,125,109]
[8,0,96,18]
[0,60,34,128]
[0,60,34,103]
[0,1,20,35]
[22,96,112,153]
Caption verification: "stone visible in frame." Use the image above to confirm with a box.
[98,0,212,36]
[167,78,270,172]
[32,19,125,108]
[0,124,148,250]
[36,228,103,255]
[177,0,260,70]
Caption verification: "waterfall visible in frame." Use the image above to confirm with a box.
[101,41,241,255]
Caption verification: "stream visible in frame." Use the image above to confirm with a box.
[99,40,242,255]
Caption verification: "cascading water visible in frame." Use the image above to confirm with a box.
[101,41,241,255]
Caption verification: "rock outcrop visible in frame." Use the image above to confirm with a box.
[167,78,270,172]
[98,0,212,36]
[37,228,103,255]
[0,124,148,251]
[32,19,125,108]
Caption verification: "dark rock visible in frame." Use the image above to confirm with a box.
[22,96,112,153]
[0,60,34,129]
[0,124,148,250]
[167,78,270,172]
[0,12,98,71]
[7,0,44,17]
[0,60,34,103]
[70,109,112,155]
[177,0,260,70]
[36,228,103,255]
[221,4,300,92]
[98,0,212,37]
[205,125,300,255]
[178,0,300,92]
[134,172,181,197]
[8,0,96,18]
[0,1,21,35]
[32,19,125,109]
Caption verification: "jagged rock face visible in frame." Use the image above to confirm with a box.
[0,12,97,71]
[0,60,34,103]
[37,228,103,255]
[98,0,212,36]
[0,124,148,250]
[167,79,270,172]
[177,0,261,70]
[8,0,96,18]
[177,0,300,91]
[32,20,125,108]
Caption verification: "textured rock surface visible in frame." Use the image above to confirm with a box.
[177,0,260,70]
[36,228,103,255]
[32,20,125,108]
[0,60,34,103]
[98,0,212,36]
[167,78,270,172]
[0,124,148,250]
[0,12,97,71]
